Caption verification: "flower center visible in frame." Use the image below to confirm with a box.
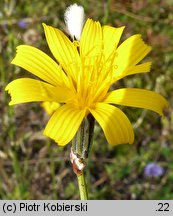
[69,51,118,109]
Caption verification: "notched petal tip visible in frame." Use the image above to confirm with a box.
[160,101,169,117]
[137,34,152,51]
[148,61,152,68]
[10,45,29,64]
[162,105,169,117]
[11,46,20,65]
[5,81,14,91]
[103,25,125,30]
[11,57,16,65]
[5,85,9,91]
[5,85,14,105]
[9,101,15,106]
[85,18,99,26]
[128,133,134,145]
[146,45,152,54]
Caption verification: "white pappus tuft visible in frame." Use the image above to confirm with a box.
[64,3,85,41]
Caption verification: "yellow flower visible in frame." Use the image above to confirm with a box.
[5,19,168,146]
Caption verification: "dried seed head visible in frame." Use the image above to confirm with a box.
[64,3,85,41]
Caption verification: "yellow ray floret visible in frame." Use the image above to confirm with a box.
[104,88,168,116]
[11,45,68,87]
[89,103,134,145]
[5,78,72,105]
[44,104,86,146]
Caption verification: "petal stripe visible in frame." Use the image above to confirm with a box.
[44,104,86,146]
[104,88,168,116]
[89,103,134,145]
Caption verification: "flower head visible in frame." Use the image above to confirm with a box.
[6,14,168,146]
[144,162,164,177]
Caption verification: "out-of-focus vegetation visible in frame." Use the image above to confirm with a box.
[0,0,173,199]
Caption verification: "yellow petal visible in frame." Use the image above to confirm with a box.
[104,88,168,116]
[80,19,102,60]
[5,78,72,105]
[43,23,79,79]
[11,45,67,86]
[113,34,152,81]
[41,101,60,116]
[102,25,125,61]
[44,104,86,146]
[115,62,152,82]
[89,103,134,145]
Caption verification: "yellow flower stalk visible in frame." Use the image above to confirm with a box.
[5,19,168,147]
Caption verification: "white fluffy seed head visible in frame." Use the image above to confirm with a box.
[64,3,85,41]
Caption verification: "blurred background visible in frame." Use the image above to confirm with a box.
[0,0,173,199]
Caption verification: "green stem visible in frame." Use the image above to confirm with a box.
[72,115,95,159]
[71,114,95,200]
[77,172,88,200]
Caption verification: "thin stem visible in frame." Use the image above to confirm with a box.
[71,114,95,200]
[77,172,88,200]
